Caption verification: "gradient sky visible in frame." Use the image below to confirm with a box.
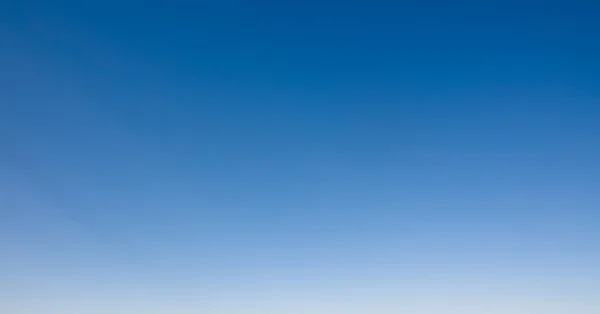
[1,1,599,313]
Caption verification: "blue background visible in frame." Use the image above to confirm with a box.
[1,1,599,313]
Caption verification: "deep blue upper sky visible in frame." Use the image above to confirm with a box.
[1,0,599,283]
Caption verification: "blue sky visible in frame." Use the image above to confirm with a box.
[1,1,599,313]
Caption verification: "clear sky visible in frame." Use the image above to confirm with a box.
[1,1,599,313]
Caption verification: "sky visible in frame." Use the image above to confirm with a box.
[1,1,599,313]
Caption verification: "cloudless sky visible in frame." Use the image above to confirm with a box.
[1,1,599,313]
